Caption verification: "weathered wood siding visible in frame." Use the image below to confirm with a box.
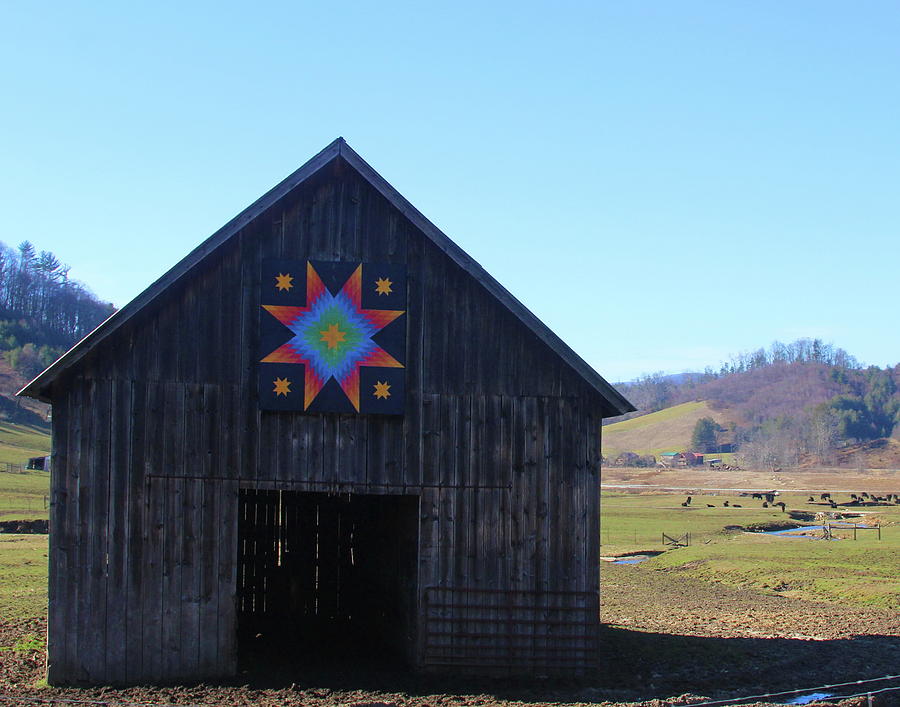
[47,156,606,683]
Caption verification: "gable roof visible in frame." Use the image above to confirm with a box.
[19,138,634,417]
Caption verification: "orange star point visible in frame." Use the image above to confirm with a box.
[320,323,347,350]
[375,277,393,295]
[275,273,294,291]
[373,381,391,399]
[273,377,292,396]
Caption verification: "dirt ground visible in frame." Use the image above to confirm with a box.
[1,563,898,707]
[601,466,900,495]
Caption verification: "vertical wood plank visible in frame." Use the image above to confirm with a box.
[124,382,146,683]
[404,231,424,488]
[161,477,184,679]
[142,382,168,680]
[179,478,202,678]
[75,378,96,681]
[52,382,81,683]
[105,379,131,682]
[198,476,219,675]
[216,480,239,676]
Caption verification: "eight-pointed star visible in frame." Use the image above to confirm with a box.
[261,263,404,411]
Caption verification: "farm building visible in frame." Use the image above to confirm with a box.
[659,451,703,467]
[20,138,634,685]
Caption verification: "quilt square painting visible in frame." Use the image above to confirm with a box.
[258,259,406,414]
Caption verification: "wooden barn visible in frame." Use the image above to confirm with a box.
[20,138,634,685]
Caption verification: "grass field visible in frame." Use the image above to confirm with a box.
[0,490,895,623]
[601,401,731,458]
[0,471,49,521]
[0,422,52,521]
[601,490,900,609]
[0,422,50,466]
[0,535,47,622]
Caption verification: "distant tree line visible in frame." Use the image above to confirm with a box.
[612,338,900,470]
[0,240,115,379]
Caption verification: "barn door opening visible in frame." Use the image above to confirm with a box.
[237,489,419,672]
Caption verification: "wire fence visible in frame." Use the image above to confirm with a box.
[1,674,898,707]
[682,673,900,706]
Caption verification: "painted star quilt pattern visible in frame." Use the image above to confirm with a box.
[258,259,406,414]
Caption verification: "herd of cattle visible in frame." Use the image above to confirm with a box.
[678,491,899,511]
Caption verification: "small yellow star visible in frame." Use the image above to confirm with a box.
[273,377,292,397]
[373,381,391,399]
[320,323,347,350]
[275,273,294,291]
[375,277,393,295]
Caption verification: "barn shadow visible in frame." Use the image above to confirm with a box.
[233,626,900,704]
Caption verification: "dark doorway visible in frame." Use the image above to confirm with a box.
[237,490,419,673]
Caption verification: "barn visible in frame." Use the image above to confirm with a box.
[20,138,634,685]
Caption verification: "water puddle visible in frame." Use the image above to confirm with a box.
[765,525,828,537]
[763,524,873,539]
[784,691,833,704]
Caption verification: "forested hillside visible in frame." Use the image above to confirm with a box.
[612,339,900,468]
[0,240,115,422]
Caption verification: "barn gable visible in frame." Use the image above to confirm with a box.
[21,139,633,685]
[21,138,632,417]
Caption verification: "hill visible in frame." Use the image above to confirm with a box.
[610,339,900,469]
[0,358,49,424]
[0,422,51,467]
[601,401,731,458]
[0,239,115,425]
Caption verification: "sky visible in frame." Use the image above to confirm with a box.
[2,1,898,382]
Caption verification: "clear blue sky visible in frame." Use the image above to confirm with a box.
[3,1,898,382]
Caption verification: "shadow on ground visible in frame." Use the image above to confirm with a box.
[232,626,900,704]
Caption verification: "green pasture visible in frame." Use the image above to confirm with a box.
[0,421,50,466]
[601,490,900,609]
[602,400,734,458]
[606,401,709,431]
[0,534,48,622]
[0,471,49,521]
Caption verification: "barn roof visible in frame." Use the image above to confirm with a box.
[19,138,634,416]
